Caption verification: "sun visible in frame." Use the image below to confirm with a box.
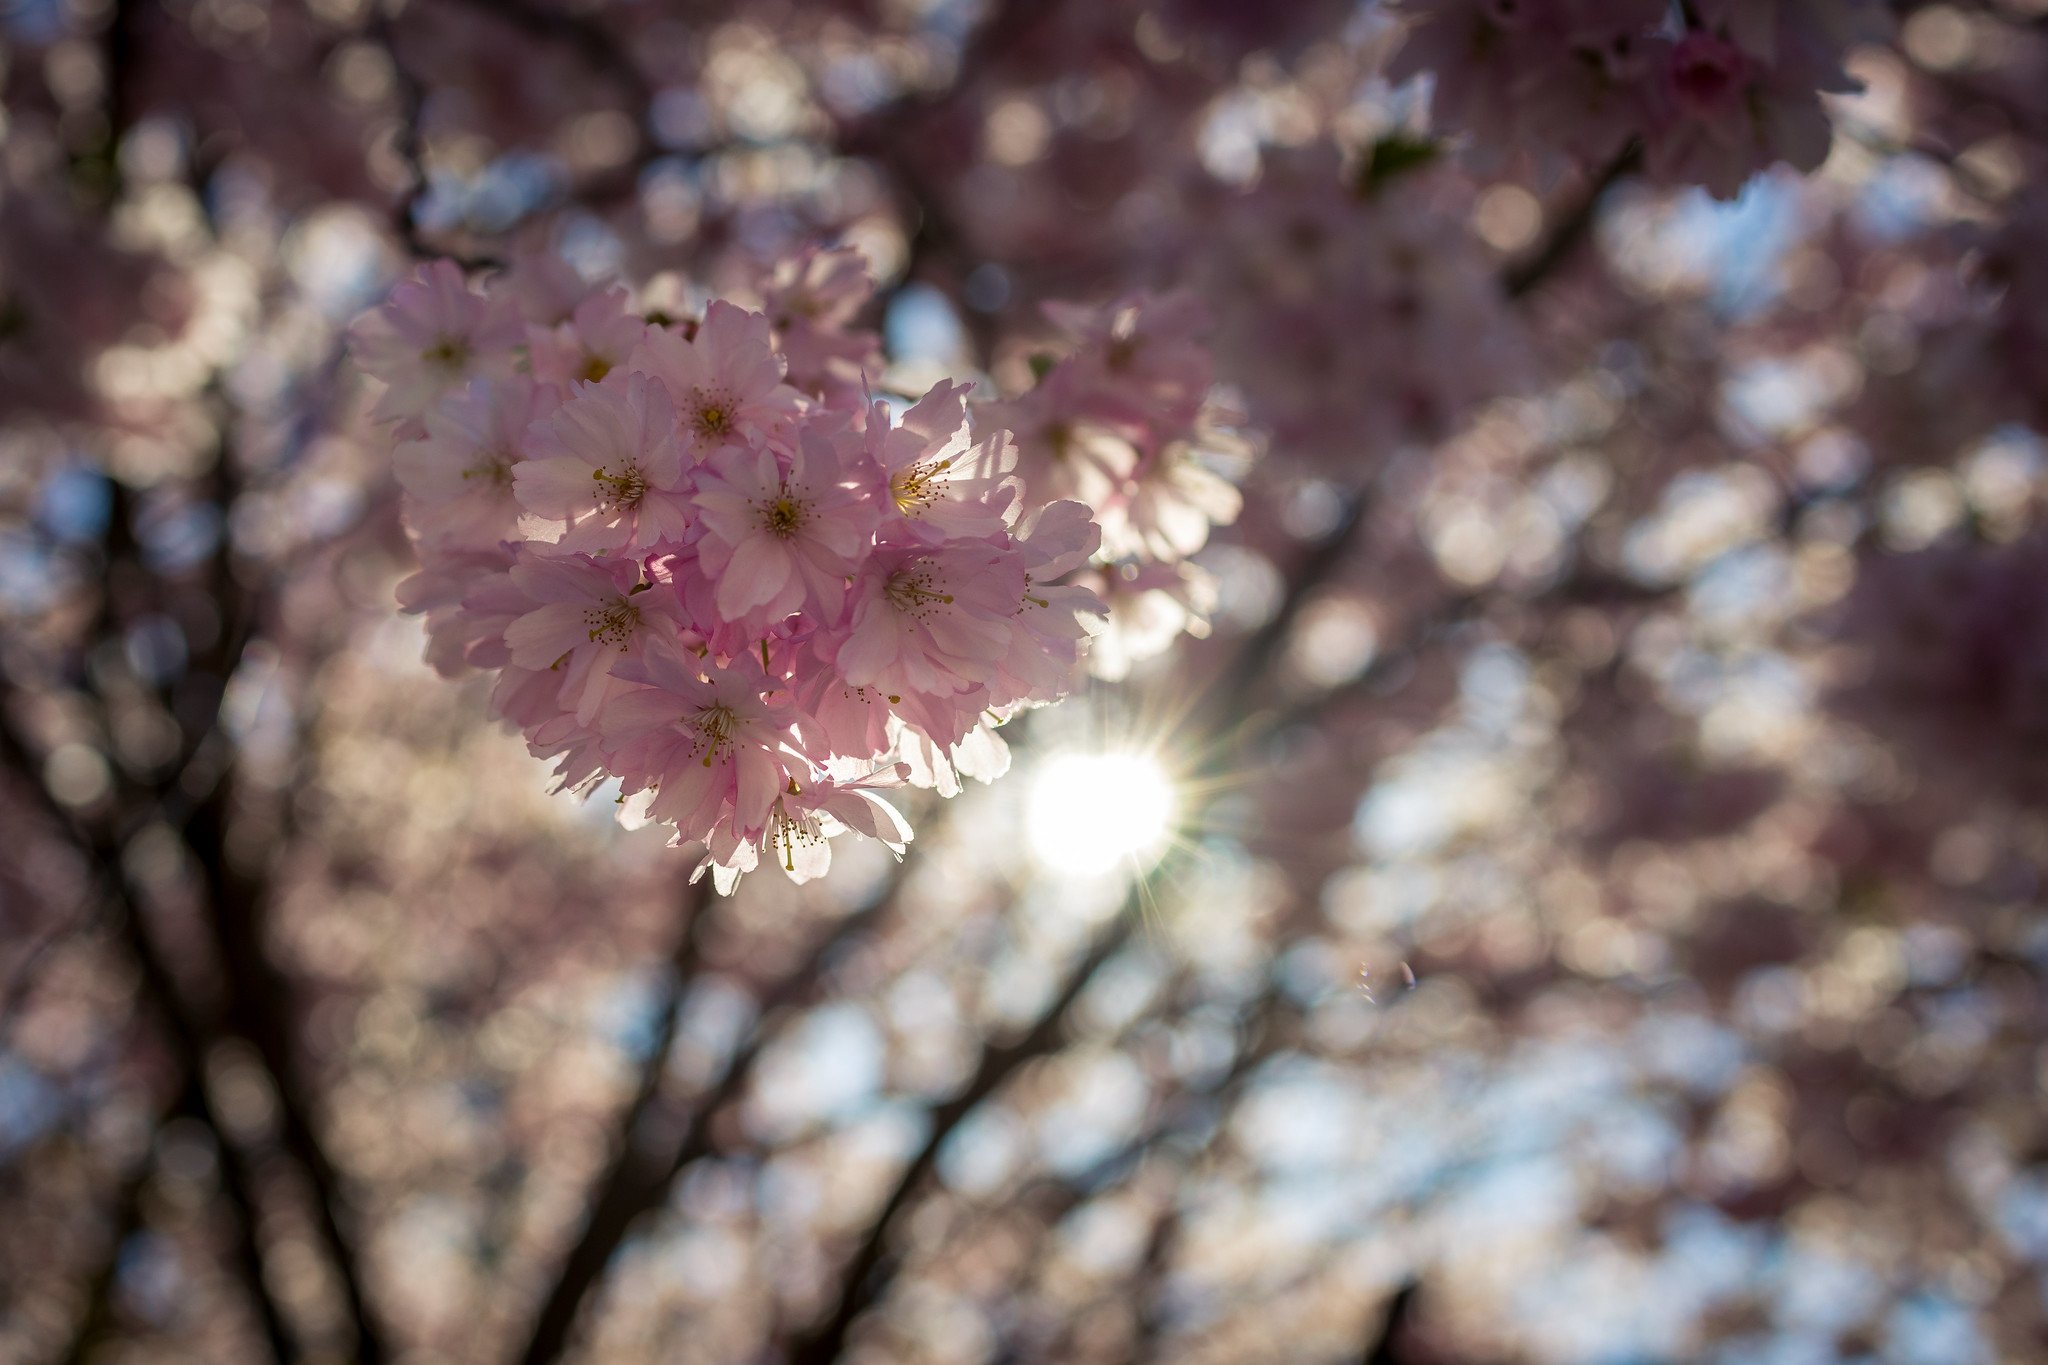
[1025,750,1177,878]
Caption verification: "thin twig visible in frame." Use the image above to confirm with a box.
[1503,143,1641,300]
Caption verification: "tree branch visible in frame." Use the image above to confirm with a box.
[1503,142,1641,300]
[783,893,1140,1365]
[0,717,301,1365]
[513,862,911,1365]
[372,11,503,271]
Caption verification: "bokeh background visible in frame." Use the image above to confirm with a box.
[5,2,2048,1363]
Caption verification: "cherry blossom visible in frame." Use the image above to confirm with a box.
[394,378,558,550]
[348,259,523,429]
[689,425,875,624]
[513,372,694,553]
[355,254,1116,888]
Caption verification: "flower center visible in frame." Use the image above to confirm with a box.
[691,391,735,439]
[762,495,805,537]
[688,701,741,765]
[770,806,825,871]
[885,563,955,617]
[580,353,613,383]
[591,464,648,512]
[891,458,953,515]
[424,337,470,371]
[583,600,640,649]
[462,453,515,487]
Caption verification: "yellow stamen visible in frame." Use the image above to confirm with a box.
[583,601,641,649]
[591,464,648,512]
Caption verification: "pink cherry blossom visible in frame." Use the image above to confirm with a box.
[359,249,1116,889]
[526,285,652,390]
[861,381,1020,544]
[501,549,681,726]
[722,765,916,887]
[629,300,800,455]
[348,259,523,429]
[599,646,800,852]
[759,245,884,404]
[689,425,876,625]
[992,499,1109,708]
[395,378,559,550]
[394,541,524,678]
[513,371,694,553]
[834,541,1028,702]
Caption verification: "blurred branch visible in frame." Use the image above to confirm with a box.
[54,1071,305,1365]
[478,0,1051,312]
[1198,490,1371,728]
[781,462,1382,1361]
[55,1096,162,1365]
[783,896,1140,1365]
[1358,1281,1420,1365]
[372,11,504,272]
[184,773,391,1365]
[70,0,146,211]
[833,0,1056,361]
[1121,991,1296,1362]
[0,911,92,1045]
[374,0,665,242]
[1503,142,1641,300]
[0,714,301,1365]
[6,388,392,1362]
[510,874,716,1365]
[514,861,913,1365]
[173,411,394,1364]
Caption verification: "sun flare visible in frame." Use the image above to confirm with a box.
[1025,750,1176,877]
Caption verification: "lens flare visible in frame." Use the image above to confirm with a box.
[1025,750,1176,877]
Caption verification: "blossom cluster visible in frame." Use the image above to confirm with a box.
[982,291,1248,679]
[350,251,1108,890]
[1389,0,1881,197]
[1198,142,1531,472]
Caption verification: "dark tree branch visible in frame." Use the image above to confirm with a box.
[373,12,503,272]
[183,775,389,1365]
[783,895,1141,1365]
[1199,489,1372,728]
[56,1096,166,1365]
[0,716,300,1365]
[764,184,1639,1341]
[507,875,716,1365]
[167,412,393,1365]
[514,865,909,1365]
[8,398,391,1364]
[0,910,93,1046]
[1504,142,1641,300]
[776,453,1388,1365]
[1359,1281,1420,1365]
[55,1072,305,1365]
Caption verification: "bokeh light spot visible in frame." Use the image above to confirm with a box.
[1026,751,1175,877]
